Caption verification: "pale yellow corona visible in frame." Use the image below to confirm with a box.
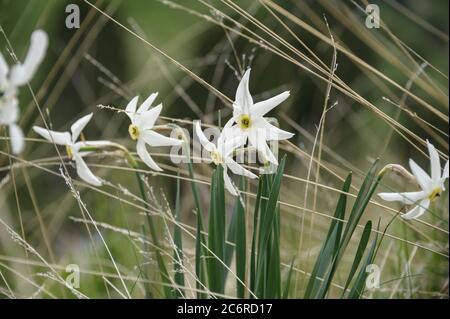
[128,124,140,140]
[238,114,252,130]
[66,145,73,159]
[210,150,223,165]
[429,187,442,201]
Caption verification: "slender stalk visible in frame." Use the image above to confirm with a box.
[133,169,173,298]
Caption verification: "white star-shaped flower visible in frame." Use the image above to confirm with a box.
[378,141,449,220]
[0,30,48,154]
[125,93,182,171]
[195,121,257,196]
[223,68,294,165]
[33,113,111,186]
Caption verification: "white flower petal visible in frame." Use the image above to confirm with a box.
[223,168,238,196]
[0,97,19,125]
[74,154,102,186]
[125,96,139,121]
[401,199,430,220]
[409,159,432,191]
[232,103,243,119]
[221,118,245,143]
[0,53,9,83]
[223,116,236,130]
[226,158,257,179]
[253,91,290,118]
[141,130,181,147]
[33,126,71,145]
[427,140,441,183]
[10,30,48,86]
[378,191,426,205]
[234,69,253,114]
[255,117,294,141]
[221,135,246,157]
[443,161,449,179]
[137,92,158,113]
[9,123,24,154]
[194,121,215,152]
[136,139,162,171]
[248,129,278,165]
[71,113,93,143]
[440,161,449,191]
[136,103,162,130]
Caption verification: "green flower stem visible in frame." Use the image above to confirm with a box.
[79,142,137,168]
[167,123,207,298]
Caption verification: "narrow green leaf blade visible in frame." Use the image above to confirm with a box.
[255,156,286,295]
[342,220,372,295]
[304,173,352,298]
[172,175,185,298]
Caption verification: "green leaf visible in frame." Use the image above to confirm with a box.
[304,173,351,298]
[347,232,379,299]
[235,178,247,298]
[266,204,281,298]
[339,161,381,259]
[184,144,207,299]
[305,160,383,299]
[207,166,226,295]
[224,202,237,271]
[321,161,381,298]
[195,205,207,299]
[341,220,372,296]
[254,156,286,296]
[282,258,295,299]
[250,175,265,295]
[172,175,185,298]
[207,167,218,293]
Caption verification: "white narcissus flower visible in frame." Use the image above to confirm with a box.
[125,93,182,171]
[33,113,110,187]
[195,121,257,196]
[378,141,449,220]
[0,30,48,154]
[223,68,294,165]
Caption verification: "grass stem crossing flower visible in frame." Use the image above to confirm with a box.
[33,113,111,186]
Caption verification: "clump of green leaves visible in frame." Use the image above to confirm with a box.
[163,156,383,299]
[305,160,382,299]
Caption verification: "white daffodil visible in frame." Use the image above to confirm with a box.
[195,121,257,196]
[125,93,182,171]
[33,113,110,187]
[378,141,449,220]
[223,68,294,165]
[0,30,48,154]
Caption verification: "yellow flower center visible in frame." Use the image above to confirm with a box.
[428,187,442,201]
[66,145,73,159]
[238,114,252,130]
[128,124,140,140]
[210,150,223,165]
